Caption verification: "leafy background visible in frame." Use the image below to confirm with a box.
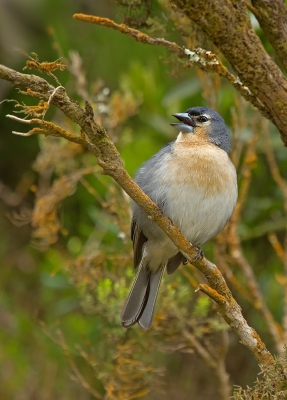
[0,0,286,399]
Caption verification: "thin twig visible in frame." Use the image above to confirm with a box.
[6,115,90,148]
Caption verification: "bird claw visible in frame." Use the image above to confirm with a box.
[191,243,204,262]
[181,244,204,265]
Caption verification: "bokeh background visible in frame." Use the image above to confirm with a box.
[0,1,286,399]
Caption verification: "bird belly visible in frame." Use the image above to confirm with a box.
[165,183,236,245]
[163,144,238,245]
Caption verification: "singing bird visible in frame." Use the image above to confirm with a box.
[120,106,237,330]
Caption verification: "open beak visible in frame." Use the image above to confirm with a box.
[170,113,195,133]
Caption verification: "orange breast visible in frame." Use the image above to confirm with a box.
[167,140,236,198]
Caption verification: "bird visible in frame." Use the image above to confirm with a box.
[120,106,238,330]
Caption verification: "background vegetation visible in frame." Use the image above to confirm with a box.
[1,0,287,399]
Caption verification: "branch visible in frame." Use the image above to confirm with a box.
[251,0,287,72]
[74,14,183,53]
[73,14,270,125]
[171,0,287,146]
[0,63,275,367]
[7,115,90,147]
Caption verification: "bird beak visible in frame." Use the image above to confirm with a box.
[170,113,195,133]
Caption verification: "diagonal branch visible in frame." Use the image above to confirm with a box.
[0,63,274,367]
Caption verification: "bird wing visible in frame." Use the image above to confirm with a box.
[131,217,147,268]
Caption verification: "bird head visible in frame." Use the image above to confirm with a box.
[171,106,231,153]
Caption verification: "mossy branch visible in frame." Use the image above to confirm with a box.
[0,63,274,367]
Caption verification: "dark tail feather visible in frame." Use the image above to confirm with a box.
[138,266,165,330]
[121,260,150,328]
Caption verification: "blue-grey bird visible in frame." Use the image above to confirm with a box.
[120,106,237,330]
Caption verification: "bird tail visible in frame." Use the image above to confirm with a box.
[121,259,165,330]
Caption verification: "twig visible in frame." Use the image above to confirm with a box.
[183,328,219,366]
[73,14,183,53]
[268,232,285,264]
[215,243,254,303]
[197,284,226,305]
[6,115,90,148]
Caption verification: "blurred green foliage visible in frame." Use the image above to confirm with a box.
[1,0,287,399]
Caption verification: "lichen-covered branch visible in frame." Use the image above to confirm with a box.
[73,14,183,53]
[0,63,274,367]
[251,0,287,72]
[171,0,287,146]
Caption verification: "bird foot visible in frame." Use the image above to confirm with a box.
[181,244,203,265]
[191,244,204,262]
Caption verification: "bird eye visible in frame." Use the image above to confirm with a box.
[198,116,208,123]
